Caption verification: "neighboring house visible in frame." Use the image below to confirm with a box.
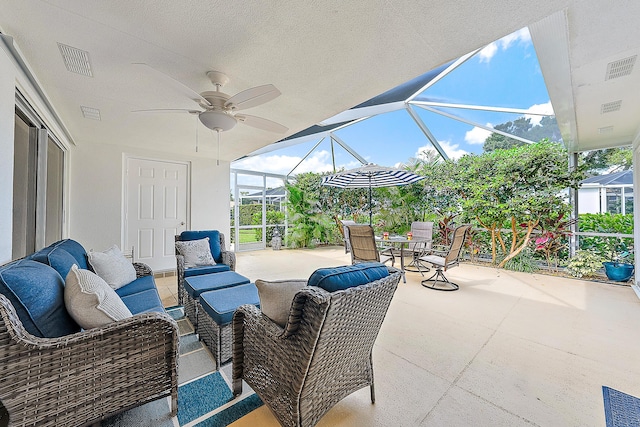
[243,187,286,209]
[579,171,634,215]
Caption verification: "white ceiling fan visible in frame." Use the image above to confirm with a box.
[132,63,288,134]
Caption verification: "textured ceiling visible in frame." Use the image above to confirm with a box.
[0,1,638,160]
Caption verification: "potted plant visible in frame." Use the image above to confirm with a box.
[602,237,634,282]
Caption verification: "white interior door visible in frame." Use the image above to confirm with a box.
[126,158,188,272]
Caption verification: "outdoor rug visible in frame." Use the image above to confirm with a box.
[102,309,263,427]
[603,386,640,427]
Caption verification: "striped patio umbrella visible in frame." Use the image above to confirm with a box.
[321,163,425,225]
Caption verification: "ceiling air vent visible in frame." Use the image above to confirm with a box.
[605,55,636,80]
[601,100,622,114]
[58,43,93,77]
[598,126,614,134]
[81,106,101,120]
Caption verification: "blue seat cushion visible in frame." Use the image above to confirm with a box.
[185,271,250,298]
[115,275,156,298]
[119,288,165,315]
[50,239,89,270]
[199,283,259,326]
[0,259,80,338]
[30,245,79,280]
[179,230,223,263]
[308,262,389,292]
[184,264,231,278]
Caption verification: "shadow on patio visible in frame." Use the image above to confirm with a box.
[156,246,640,427]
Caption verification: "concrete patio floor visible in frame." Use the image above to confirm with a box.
[156,246,640,426]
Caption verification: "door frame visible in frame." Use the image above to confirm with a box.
[121,155,191,264]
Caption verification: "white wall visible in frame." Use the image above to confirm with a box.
[0,48,15,263]
[0,44,231,263]
[69,142,231,253]
[577,187,600,214]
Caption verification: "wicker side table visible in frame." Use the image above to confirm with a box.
[197,283,260,368]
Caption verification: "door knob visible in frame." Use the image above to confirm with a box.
[180,221,185,226]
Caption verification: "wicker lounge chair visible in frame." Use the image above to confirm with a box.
[175,230,236,307]
[232,264,402,427]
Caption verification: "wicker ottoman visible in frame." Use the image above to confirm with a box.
[182,271,250,327]
[197,283,260,368]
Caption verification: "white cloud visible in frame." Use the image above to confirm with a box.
[464,125,493,145]
[415,142,468,161]
[232,150,362,176]
[500,28,531,49]
[439,140,468,160]
[524,101,554,126]
[478,27,531,63]
[478,43,498,63]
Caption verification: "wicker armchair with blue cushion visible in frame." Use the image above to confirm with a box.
[175,230,236,306]
[0,238,178,427]
[232,262,401,427]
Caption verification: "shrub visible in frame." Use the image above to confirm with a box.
[566,250,604,278]
[503,248,539,273]
[578,213,634,261]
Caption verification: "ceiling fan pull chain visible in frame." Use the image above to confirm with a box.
[195,117,199,152]
[216,128,221,166]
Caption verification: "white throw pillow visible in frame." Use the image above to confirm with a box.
[255,279,307,327]
[65,264,132,329]
[175,237,216,268]
[87,245,137,290]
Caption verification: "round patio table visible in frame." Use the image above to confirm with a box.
[376,235,429,283]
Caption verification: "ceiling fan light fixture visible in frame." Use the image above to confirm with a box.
[199,110,237,131]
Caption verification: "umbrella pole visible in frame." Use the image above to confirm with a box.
[369,177,372,226]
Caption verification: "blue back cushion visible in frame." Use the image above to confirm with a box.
[180,230,222,263]
[51,239,89,270]
[30,245,79,280]
[308,262,389,292]
[0,259,80,338]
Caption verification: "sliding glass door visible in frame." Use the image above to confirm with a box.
[12,94,65,259]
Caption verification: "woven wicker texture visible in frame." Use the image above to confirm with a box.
[175,232,235,305]
[232,269,401,427]
[180,286,198,326]
[133,262,153,277]
[0,293,179,426]
[196,301,233,369]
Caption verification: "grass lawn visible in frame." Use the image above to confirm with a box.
[239,228,259,243]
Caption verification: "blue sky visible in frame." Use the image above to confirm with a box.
[232,27,554,179]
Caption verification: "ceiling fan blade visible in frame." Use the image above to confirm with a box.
[225,84,281,110]
[132,63,212,107]
[236,114,288,133]
[131,108,200,114]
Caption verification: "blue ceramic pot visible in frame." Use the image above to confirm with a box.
[603,261,634,282]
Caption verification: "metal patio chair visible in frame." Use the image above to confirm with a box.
[348,225,395,266]
[419,224,471,291]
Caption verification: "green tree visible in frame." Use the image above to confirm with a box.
[483,116,562,152]
[483,133,526,152]
[410,154,462,244]
[285,183,333,248]
[581,147,633,174]
[456,141,584,266]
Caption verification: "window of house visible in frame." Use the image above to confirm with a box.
[606,187,622,214]
[624,187,634,215]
